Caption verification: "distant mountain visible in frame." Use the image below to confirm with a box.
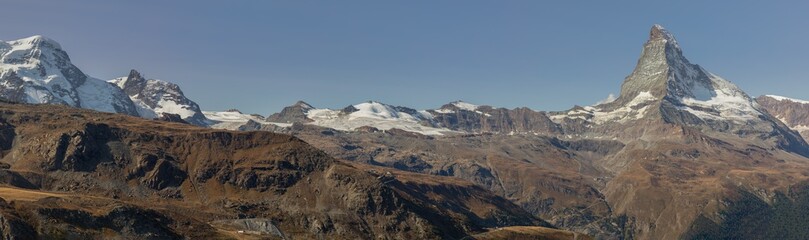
[0,36,208,126]
[109,69,208,126]
[426,101,561,135]
[0,36,138,115]
[266,100,314,123]
[211,100,453,135]
[204,109,291,130]
[757,95,809,141]
[212,100,560,136]
[550,24,807,155]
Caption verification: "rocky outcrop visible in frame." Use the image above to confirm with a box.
[266,100,314,123]
[0,198,36,240]
[428,104,561,134]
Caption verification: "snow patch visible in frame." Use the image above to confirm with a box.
[452,101,479,111]
[764,95,809,105]
[204,111,291,130]
[551,91,656,124]
[678,73,764,122]
[304,101,452,135]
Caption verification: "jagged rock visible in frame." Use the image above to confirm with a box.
[0,198,36,240]
[109,69,208,126]
[266,101,314,123]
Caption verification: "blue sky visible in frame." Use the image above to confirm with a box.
[3,1,808,114]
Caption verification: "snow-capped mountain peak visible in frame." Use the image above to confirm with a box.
[552,25,768,127]
[108,69,207,125]
[451,101,480,111]
[649,24,678,48]
[0,35,139,115]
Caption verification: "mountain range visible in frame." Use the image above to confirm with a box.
[2,25,809,239]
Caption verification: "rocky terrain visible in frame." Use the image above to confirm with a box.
[0,101,571,239]
[757,95,809,142]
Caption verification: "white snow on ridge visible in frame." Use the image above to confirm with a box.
[108,76,202,120]
[678,73,764,122]
[764,95,809,105]
[433,101,491,116]
[1,36,135,114]
[204,110,291,130]
[550,91,656,124]
[349,102,414,121]
[304,101,452,136]
[452,101,479,111]
[155,98,197,119]
[75,77,127,113]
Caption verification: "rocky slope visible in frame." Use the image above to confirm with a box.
[427,101,561,135]
[109,69,208,125]
[0,100,558,239]
[0,36,138,115]
[276,127,627,238]
[757,95,809,142]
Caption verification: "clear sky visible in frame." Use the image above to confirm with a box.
[2,1,808,114]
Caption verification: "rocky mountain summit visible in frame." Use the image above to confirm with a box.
[109,69,208,125]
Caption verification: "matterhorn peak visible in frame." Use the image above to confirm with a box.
[649,24,677,44]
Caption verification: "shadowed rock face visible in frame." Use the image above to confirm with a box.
[757,95,809,142]
[0,102,551,239]
[426,105,562,135]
